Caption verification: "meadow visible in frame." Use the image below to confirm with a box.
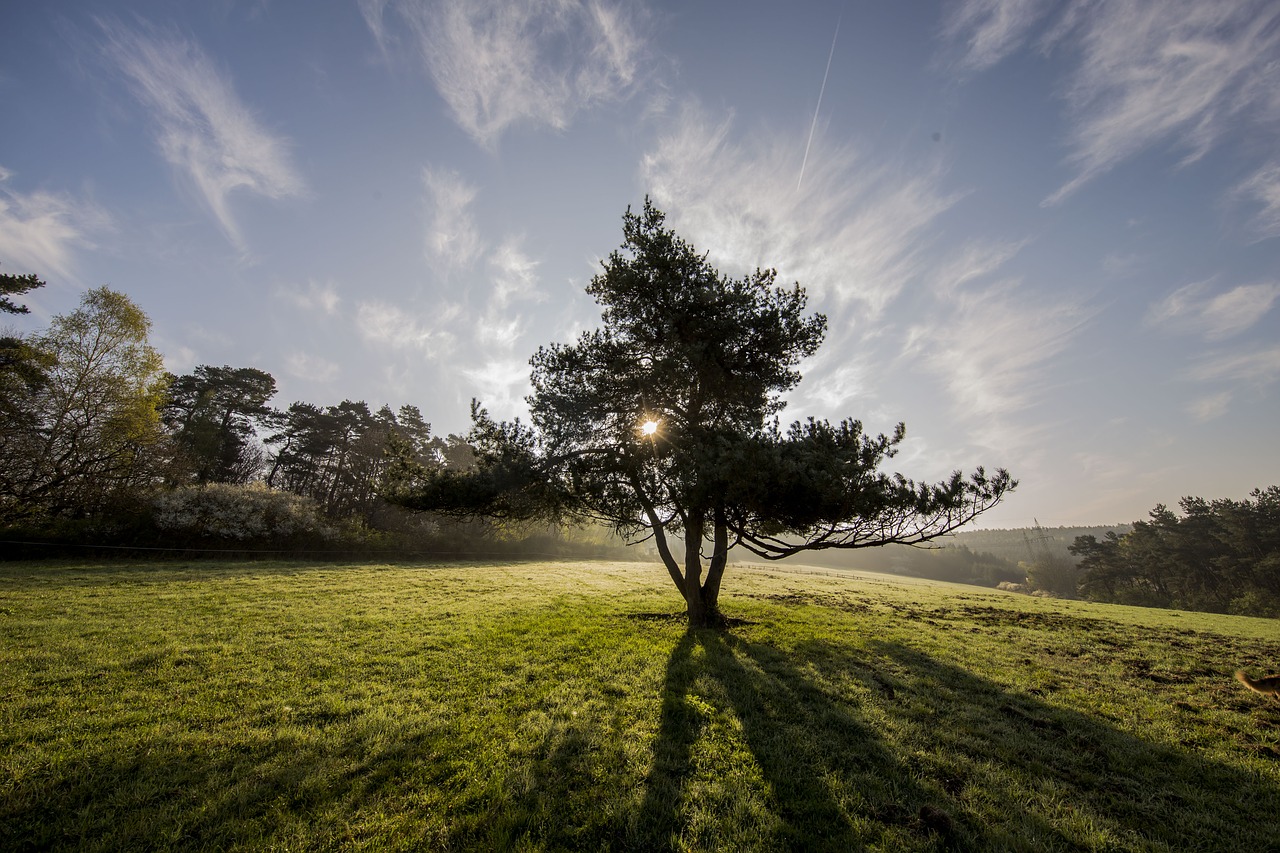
[1,558,1278,852]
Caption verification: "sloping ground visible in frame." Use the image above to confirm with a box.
[1,559,1277,851]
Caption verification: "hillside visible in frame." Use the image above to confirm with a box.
[2,559,1277,851]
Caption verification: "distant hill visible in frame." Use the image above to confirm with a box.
[948,525,1133,564]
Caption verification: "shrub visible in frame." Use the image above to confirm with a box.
[152,483,332,542]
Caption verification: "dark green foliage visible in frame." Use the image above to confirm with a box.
[266,400,395,520]
[266,399,464,533]
[0,271,53,471]
[388,201,1014,626]
[162,365,278,484]
[1072,487,1280,616]
[0,337,55,428]
[0,268,44,314]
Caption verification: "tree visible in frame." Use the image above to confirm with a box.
[162,365,277,484]
[265,399,430,522]
[1072,487,1280,615]
[1,268,44,315]
[0,266,53,422]
[388,202,1014,627]
[0,287,167,520]
[0,271,54,433]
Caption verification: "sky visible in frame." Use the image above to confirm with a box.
[2,0,1278,529]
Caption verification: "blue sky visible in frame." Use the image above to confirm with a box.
[2,0,1278,528]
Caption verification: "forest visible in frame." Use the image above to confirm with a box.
[2,273,1277,617]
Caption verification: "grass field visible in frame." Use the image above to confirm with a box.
[2,559,1278,851]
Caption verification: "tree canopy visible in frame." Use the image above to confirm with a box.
[1,268,44,315]
[388,201,1014,626]
[1071,487,1280,616]
[0,287,167,521]
[163,365,278,485]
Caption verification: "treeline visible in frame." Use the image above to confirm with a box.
[1071,488,1280,618]
[948,525,1132,565]
[0,275,627,560]
[781,525,1129,591]
[845,499,1279,618]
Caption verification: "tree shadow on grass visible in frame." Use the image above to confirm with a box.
[0,716,457,852]
[635,631,1280,851]
[855,640,1279,851]
[635,630,982,851]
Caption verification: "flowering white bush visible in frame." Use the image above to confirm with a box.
[153,483,332,541]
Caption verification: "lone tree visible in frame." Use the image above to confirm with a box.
[388,201,1014,627]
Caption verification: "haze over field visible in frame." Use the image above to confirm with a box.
[2,0,1278,527]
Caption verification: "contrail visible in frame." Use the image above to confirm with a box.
[798,15,841,193]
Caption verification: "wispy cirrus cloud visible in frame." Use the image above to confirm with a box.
[903,242,1089,447]
[1147,279,1280,340]
[461,357,532,417]
[641,101,959,316]
[277,279,341,315]
[941,0,1280,222]
[355,300,459,358]
[423,166,483,272]
[489,237,541,308]
[477,237,545,350]
[1188,346,1280,385]
[285,351,340,383]
[1234,160,1280,241]
[363,0,648,149]
[100,18,305,251]
[1187,391,1232,422]
[1042,0,1280,206]
[941,0,1049,71]
[0,167,109,284]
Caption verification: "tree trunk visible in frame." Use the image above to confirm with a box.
[701,503,729,620]
[683,508,712,628]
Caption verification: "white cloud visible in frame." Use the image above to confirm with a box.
[278,280,341,315]
[1042,0,1280,206]
[1101,251,1145,279]
[1188,346,1280,385]
[356,300,459,357]
[641,101,959,316]
[423,167,483,273]
[945,2,1280,213]
[942,0,1049,71]
[0,169,109,283]
[1187,391,1231,422]
[461,357,532,418]
[357,0,394,55]
[476,316,525,350]
[100,18,305,251]
[162,344,198,375]
[1147,279,1280,340]
[903,243,1089,447]
[489,237,542,307]
[367,0,647,149]
[285,351,340,383]
[798,360,873,413]
[475,237,545,350]
[1234,160,1280,241]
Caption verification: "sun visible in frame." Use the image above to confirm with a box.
[641,419,659,436]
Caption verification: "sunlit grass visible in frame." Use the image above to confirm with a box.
[2,559,1277,851]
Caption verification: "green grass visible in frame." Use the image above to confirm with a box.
[1,559,1278,851]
